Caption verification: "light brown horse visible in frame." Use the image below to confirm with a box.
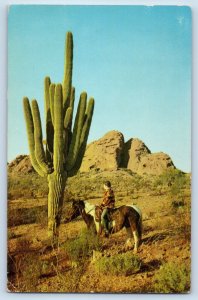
[70,200,142,253]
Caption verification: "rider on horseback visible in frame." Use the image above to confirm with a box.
[100,181,115,237]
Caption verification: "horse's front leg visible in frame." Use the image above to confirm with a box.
[98,222,102,236]
[111,219,123,234]
[110,210,125,234]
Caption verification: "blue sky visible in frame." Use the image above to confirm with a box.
[8,5,191,172]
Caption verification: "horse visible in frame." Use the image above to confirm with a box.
[69,200,142,253]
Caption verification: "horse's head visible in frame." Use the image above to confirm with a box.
[64,200,85,223]
[72,199,85,216]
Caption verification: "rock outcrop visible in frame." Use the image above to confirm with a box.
[8,131,176,176]
[137,152,175,175]
[80,131,124,172]
[123,138,175,175]
[122,138,151,170]
[8,155,35,174]
[80,131,175,175]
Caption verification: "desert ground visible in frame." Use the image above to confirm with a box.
[7,168,191,293]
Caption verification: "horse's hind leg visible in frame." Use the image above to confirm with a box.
[128,217,140,253]
[132,230,139,254]
[125,227,133,250]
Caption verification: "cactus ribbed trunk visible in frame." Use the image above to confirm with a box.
[47,172,67,239]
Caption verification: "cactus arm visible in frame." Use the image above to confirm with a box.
[63,32,73,113]
[63,106,72,160]
[69,87,75,109]
[23,97,46,177]
[64,107,72,129]
[68,97,95,176]
[80,98,95,144]
[45,76,51,119]
[49,83,55,125]
[66,87,75,153]
[53,84,64,173]
[45,76,54,163]
[66,92,87,170]
[67,143,86,177]
[68,86,75,129]
[31,99,49,174]
[76,92,88,146]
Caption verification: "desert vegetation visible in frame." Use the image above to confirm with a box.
[7,167,191,292]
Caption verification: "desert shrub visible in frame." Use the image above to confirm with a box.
[132,175,143,190]
[8,237,43,292]
[176,207,191,241]
[8,205,47,227]
[61,231,98,292]
[171,199,185,209]
[154,169,189,188]
[18,253,43,292]
[7,231,18,239]
[63,228,101,264]
[95,252,141,276]
[153,262,190,293]
[121,168,134,176]
[38,264,85,293]
[8,173,48,199]
[152,170,190,200]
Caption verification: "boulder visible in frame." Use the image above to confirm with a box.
[138,152,175,175]
[122,138,151,170]
[123,138,175,175]
[80,131,124,172]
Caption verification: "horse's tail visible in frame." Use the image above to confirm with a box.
[131,205,142,241]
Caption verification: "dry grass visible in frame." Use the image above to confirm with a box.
[7,169,191,293]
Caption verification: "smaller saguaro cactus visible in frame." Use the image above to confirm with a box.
[23,32,95,241]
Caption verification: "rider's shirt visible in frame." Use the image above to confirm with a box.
[101,188,115,208]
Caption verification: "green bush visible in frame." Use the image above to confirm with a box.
[153,262,190,293]
[154,169,189,187]
[152,169,191,200]
[95,252,141,276]
[63,229,101,264]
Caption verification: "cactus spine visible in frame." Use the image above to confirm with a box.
[23,32,95,241]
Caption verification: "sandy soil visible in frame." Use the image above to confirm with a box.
[7,184,191,293]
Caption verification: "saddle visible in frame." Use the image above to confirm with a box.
[95,205,103,222]
[95,206,113,222]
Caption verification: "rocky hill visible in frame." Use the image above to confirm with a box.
[8,155,35,174]
[80,130,175,175]
[8,130,175,176]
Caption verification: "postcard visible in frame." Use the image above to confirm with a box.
[7,5,191,293]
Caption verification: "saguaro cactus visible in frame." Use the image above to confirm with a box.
[23,32,95,241]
